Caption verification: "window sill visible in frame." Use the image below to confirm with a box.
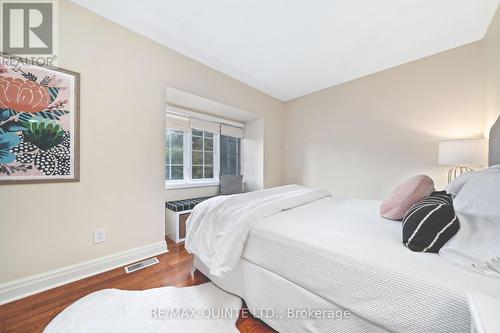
[165,180,220,190]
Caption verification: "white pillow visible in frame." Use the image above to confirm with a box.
[445,170,476,197]
[439,166,500,277]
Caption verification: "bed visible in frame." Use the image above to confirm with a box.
[190,116,500,333]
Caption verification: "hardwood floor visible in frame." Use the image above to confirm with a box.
[0,238,276,333]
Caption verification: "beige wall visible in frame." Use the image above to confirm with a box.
[1,0,498,287]
[0,0,284,284]
[483,6,500,134]
[242,118,265,192]
[284,43,485,200]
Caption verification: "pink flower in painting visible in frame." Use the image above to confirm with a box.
[0,76,51,113]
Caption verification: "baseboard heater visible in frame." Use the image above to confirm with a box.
[124,257,159,274]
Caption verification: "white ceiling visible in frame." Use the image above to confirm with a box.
[71,0,500,101]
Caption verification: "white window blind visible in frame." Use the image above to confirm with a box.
[190,118,220,133]
[221,124,244,138]
[166,113,190,131]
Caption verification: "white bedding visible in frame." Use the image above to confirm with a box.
[185,185,331,276]
[241,196,500,333]
[441,165,500,276]
[195,257,390,333]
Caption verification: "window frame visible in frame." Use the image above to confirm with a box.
[165,129,220,189]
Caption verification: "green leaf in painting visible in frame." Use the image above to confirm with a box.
[23,119,65,150]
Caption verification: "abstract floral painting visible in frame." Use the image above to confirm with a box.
[0,55,79,184]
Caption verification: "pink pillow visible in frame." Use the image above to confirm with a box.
[380,175,435,220]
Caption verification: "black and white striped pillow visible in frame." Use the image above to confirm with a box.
[402,191,460,253]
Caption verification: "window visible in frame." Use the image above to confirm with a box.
[166,129,184,181]
[165,128,219,188]
[220,135,241,176]
[191,129,214,179]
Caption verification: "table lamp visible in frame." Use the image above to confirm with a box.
[438,138,488,183]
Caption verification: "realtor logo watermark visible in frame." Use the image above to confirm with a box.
[0,0,57,65]
[152,307,351,321]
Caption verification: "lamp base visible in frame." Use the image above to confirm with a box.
[448,166,473,183]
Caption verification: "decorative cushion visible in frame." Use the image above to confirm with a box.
[380,175,435,220]
[402,191,460,253]
[220,175,243,195]
[165,196,215,212]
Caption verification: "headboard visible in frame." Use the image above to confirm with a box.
[489,115,500,166]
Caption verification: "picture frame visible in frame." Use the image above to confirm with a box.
[0,53,80,184]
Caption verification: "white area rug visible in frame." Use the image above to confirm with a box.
[44,282,242,333]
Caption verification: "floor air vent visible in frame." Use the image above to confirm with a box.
[124,257,159,274]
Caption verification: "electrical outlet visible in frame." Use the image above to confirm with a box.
[94,228,106,244]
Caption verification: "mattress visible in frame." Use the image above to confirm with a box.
[240,196,500,333]
[195,256,389,333]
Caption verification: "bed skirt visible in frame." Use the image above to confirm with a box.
[194,256,389,333]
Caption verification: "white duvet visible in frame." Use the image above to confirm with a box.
[185,185,331,276]
[241,196,500,333]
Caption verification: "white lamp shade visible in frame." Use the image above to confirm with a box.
[438,138,488,166]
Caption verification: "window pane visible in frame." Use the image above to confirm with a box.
[171,166,184,180]
[192,129,203,137]
[227,164,235,176]
[220,135,241,176]
[192,151,203,165]
[228,141,237,154]
[222,157,232,175]
[229,154,237,171]
[189,130,218,180]
[204,138,213,151]
[166,129,185,182]
[204,166,214,178]
[192,136,203,151]
[192,166,203,179]
[204,152,213,165]
[171,134,183,149]
[171,149,183,164]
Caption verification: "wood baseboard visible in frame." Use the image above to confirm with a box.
[0,241,168,305]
